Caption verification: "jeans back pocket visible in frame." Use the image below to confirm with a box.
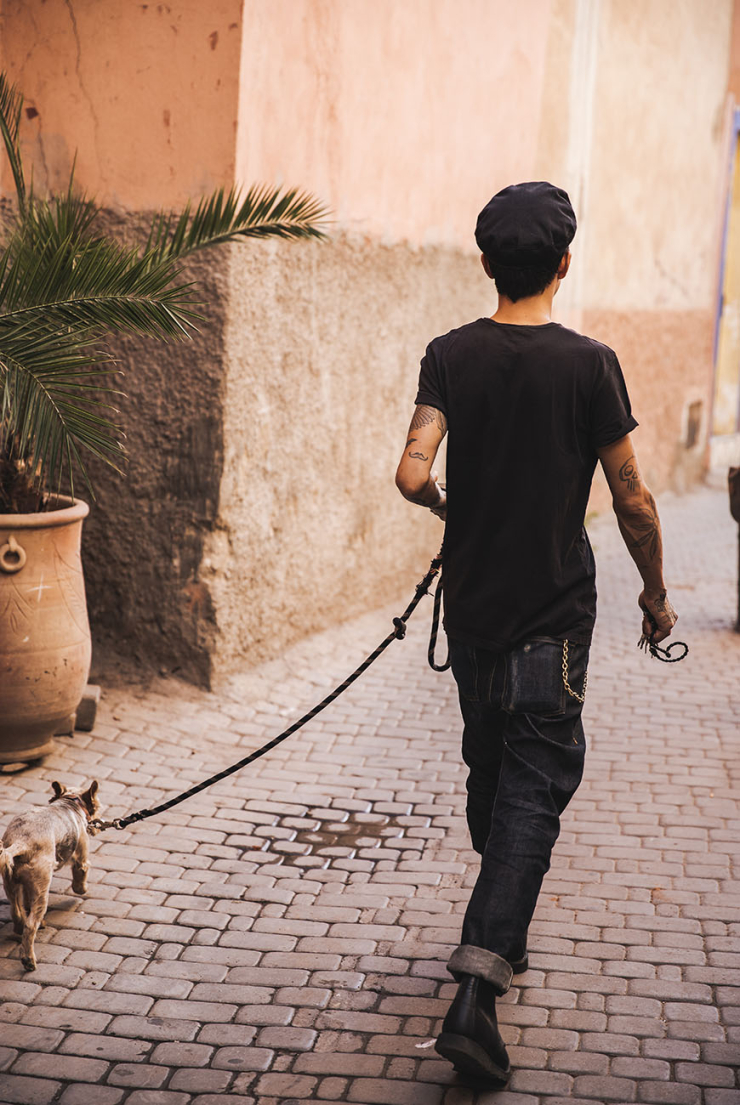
[504,638,567,717]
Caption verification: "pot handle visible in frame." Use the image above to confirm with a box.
[0,536,27,574]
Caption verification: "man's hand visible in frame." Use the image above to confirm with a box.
[639,588,678,645]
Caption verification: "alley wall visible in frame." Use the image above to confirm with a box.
[0,0,733,684]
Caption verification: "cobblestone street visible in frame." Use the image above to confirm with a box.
[1,480,739,1105]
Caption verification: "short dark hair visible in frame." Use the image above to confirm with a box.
[486,254,563,303]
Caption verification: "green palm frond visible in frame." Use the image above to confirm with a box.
[0,321,124,503]
[0,72,26,213]
[0,182,201,332]
[0,68,329,508]
[12,179,102,261]
[0,226,200,337]
[145,184,329,262]
[0,195,194,500]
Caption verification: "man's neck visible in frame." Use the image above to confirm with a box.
[491,289,556,327]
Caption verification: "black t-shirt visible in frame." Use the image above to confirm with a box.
[415,318,637,651]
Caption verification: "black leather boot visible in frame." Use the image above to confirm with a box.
[435,973,510,1084]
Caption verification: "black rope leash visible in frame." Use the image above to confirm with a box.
[89,548,445,834]
[638,607,689,663]
[428,573,450,672]
[89,549,688,835]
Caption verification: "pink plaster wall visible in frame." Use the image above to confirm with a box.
[0,0,242,207]
[1,0,553,242]
[236,0,554,249]
[583,0,732,313]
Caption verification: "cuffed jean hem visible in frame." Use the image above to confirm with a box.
[447,944,513,994]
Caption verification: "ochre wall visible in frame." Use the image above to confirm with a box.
[0,0,242,205]
[235,0,553,250]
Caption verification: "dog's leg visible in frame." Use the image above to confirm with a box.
[19,877,48,972]
[1,856,23,936]
[11,886,25,937]
[2,873,24,937]
[71,833,90,896]
[7,880,25,937]
[71,862,89,896]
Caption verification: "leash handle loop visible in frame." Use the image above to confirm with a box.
[639,606,689,664]
[648,638,689,663]
[427,574,451,672]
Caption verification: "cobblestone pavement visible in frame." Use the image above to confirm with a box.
[1,481,739,1105]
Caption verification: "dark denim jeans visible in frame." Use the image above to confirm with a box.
[449,635,589,976]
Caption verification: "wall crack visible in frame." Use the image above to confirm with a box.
[63,0,102,177]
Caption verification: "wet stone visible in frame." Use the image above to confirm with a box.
[238,808,408,870]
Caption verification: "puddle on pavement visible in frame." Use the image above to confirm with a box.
[240,807,412,869]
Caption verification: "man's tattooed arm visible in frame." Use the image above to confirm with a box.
[618,455,640,492]
[410,405,447,433]
[405,483,443,508]
[395,404,448,518]
[598,436,678,642]
[615,492,662,573]
[404,435,428,460]
[617,493,677,638]
[404,407,445,463]
[610,452,664,583]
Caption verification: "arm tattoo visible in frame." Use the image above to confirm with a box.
[408,451,429,461]
[410,405,447,433]
[618,456,640,492]
[620,494,661,565]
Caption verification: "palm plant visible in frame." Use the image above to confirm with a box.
[0,72,328,513]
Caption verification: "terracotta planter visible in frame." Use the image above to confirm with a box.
[0,497,91,763]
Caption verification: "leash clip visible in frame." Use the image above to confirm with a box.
[88,816,126,835]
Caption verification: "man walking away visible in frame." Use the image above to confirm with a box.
[395,182,678,1086]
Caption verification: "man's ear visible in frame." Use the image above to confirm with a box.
[480,253,494,280]
[50,781,67,800]
[557,251,571,280]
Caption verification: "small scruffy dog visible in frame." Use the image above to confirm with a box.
[0,780,100,970]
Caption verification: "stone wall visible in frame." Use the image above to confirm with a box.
[81,238,230,687]
[207,234,488,678]
[81,229,490,686]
